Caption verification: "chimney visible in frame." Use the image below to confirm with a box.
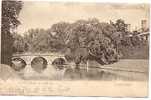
[127,24,131,32]
[141,20,147,31]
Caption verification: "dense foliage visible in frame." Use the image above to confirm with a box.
[1,0,23,65]
[12,18,149,65]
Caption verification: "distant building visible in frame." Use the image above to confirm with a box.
[127,20,149,43]
[135,20,149,42]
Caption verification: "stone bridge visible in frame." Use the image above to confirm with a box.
[12,53,65,65]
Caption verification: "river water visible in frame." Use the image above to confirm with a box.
[12,59,148,81]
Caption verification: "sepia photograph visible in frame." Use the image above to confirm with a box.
[0,0,150,97]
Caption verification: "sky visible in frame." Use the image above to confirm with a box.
[17,1,150,35]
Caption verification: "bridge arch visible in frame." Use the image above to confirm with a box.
[52,57,66,70]
[31,56,48,73]
[11,57,27,71]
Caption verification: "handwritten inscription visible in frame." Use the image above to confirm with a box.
[0,81,70,95]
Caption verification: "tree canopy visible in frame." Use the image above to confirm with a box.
[1,0,23,65]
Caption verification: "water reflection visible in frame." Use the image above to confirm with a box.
[12,64,124,80]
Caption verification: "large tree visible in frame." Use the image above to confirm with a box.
[64,18,119,68]
[1,0,23,65]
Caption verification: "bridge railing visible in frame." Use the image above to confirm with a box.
[12,54,64,57]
